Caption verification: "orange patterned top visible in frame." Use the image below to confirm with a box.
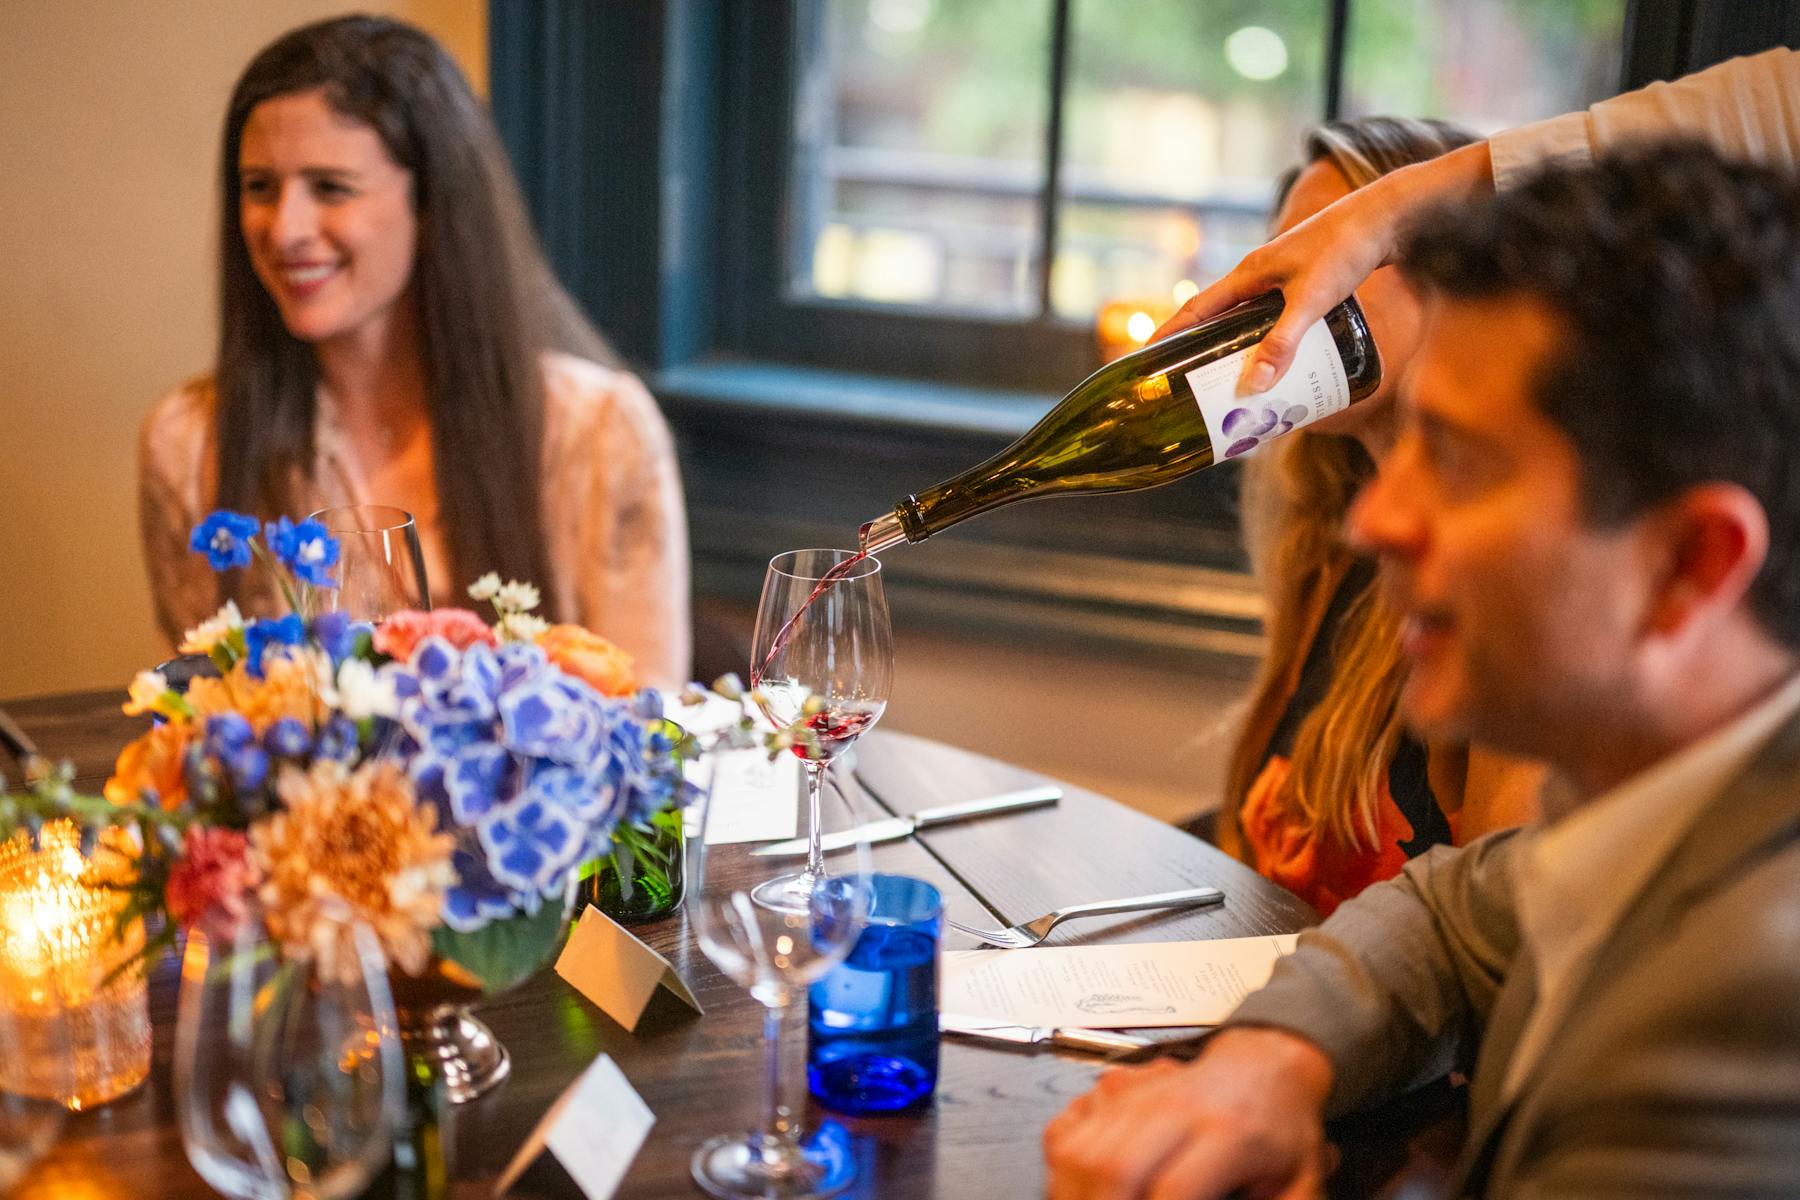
[137,353,691,688]
[1236,561,1452,916]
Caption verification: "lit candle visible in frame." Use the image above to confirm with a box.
[1095,293,1181,363]
[0,822,151,1109]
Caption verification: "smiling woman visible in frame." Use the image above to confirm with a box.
[137,15,692,688]
[236,91,420,350]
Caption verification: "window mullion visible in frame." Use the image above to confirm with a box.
[1036,0,1074,321]
[1324,0,1351,120]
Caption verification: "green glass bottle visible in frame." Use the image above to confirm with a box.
[860,293,1381,552]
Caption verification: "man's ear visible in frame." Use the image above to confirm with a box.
[1645,483,1770,640]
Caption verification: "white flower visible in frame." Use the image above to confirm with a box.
[329,658,398,721]
[496,612,549,643]
[466,572,502,602]
[496,580,541,614]
[123,670,169,716]
[178,600,244,654]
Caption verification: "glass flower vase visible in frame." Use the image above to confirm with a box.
[578,811,687,924]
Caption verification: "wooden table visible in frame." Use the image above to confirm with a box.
[2,691,1451,1199]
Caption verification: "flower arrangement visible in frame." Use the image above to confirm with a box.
[0,511,801,991]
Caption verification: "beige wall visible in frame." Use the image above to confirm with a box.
[0,0,485,702]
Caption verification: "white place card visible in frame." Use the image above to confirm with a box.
[669,696,800,845]
[555,905,703,1031]
[493,1054,654,1199]
[942,935,1299,1030]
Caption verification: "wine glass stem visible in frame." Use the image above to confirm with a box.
[761,1001,796,1150]
[804,761,827,881]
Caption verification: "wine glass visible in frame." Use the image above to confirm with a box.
[175,900,404,1200]
[305,505,430,621]
[749,549,892,914]
[690,751,873,1199]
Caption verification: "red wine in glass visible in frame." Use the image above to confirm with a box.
[795,705,882,761]
[750,549,892,914]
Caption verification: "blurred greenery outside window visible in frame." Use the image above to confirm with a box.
[790,0,1626,326]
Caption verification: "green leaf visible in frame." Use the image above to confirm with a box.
[429,898,568,995]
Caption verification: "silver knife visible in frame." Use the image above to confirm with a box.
[940,1015,1154,1059]
[751,786,1062,857]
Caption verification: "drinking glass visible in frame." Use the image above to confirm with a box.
[690,752,874,1200]
[807,874,941,1114]
[749,549,892,913]
[305,505,430,621]
[175,900,404,1200]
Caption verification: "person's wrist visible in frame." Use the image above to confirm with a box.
[1204,1026,1335,1112]
[1387,142,1494,218]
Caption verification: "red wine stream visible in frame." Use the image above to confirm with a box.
[751,549,873,689]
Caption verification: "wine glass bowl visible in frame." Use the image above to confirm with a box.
[304,505,430,622]
[749,549,893,913]
[174,901,404,1200]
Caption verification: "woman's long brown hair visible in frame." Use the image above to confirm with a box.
[1220,117,1477,858]
[213,15,617,616]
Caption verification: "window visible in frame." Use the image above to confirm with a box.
[492,0,1786,636]
[785,0,1626,345]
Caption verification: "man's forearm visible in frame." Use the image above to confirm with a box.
[1224,836,1525,1116]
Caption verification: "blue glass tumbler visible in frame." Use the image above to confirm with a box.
[806,874,941,1114]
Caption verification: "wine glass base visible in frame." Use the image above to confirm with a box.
[690,1123,854,1200]
[751,869,822,915]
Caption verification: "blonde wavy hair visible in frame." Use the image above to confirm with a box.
[1220,117,1477,857]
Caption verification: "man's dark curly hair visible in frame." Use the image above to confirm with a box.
[1400,141,1800,651]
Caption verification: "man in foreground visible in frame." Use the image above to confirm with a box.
[1046,142,1800,1198]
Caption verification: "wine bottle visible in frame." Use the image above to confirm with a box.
[860,293,1381,553]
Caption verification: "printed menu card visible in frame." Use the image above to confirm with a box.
[942,934,1299,1030]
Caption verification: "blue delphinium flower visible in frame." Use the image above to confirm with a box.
[188,511,261,572]
[202,712,255,760]
[310,611,372,664]
[265,517,340,588]
[223,744,269,792]
[243,614,307,680]
[264,717,312,759]
[315,715,361,763]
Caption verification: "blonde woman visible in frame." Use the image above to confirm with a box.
[1216,118,1540,914]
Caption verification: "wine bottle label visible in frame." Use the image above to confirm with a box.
[1183,318,1352,461]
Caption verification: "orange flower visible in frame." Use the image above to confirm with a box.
[374,608,497,664]
[105,721,192,810]
[537,624,637,697]
[252,760,455,985]
[186,653,328,733]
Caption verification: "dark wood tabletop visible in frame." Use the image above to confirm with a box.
[1,690,1449,1200]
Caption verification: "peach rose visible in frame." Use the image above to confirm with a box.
[537,624,638,697]
[374,608,497,663]
[105,721,192,811]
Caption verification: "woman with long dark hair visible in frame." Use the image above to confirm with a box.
[1216,118,1541,914]
[139,15,689,686]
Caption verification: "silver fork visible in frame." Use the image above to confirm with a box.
[946,886,1226,948]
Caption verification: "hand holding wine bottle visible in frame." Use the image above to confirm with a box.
[1160,141,1491,393]
[862,291,1383,553]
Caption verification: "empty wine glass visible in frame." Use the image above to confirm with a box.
[690,751,873,1200]
[175,899,404,1200]
[749,549,892,914]
[305,505,430,621]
